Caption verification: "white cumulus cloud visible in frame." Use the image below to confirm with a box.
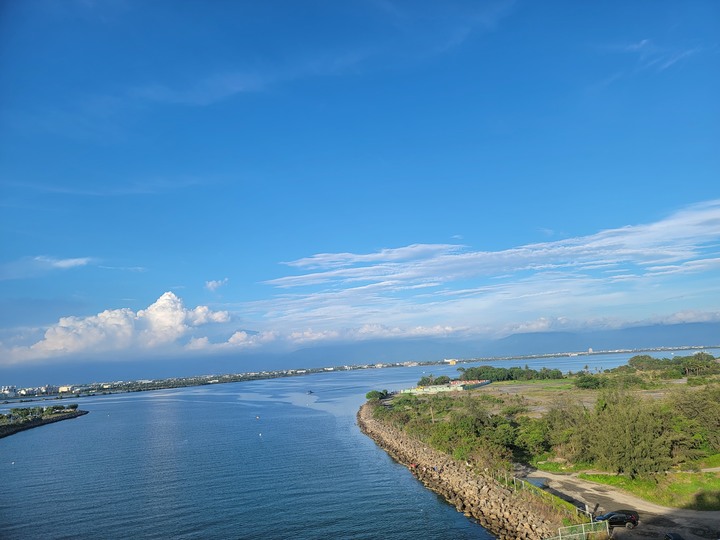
[3,292,229,364]
[183,329,279,352]
[205,278,229,291]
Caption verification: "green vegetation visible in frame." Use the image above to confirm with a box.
[365,389,389,400]
[694,453,720,469]
[414,364,567,388]
[0,404,81,425]
[626,352,719,377]
[368,353,720,509]
[459,365,564,382]
[417,374,450,386]
[572,352,720,390]
[578,472,720,510]
[530,387,719,477]
[0,404,87,439]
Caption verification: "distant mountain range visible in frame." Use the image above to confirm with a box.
[482,321,720,357]
[283,321,720,364]
[2,322,718,387]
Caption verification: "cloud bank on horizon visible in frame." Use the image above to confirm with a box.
[3,200,719,366]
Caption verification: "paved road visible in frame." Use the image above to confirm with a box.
[524,470,720,540]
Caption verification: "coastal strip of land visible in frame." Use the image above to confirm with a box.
[6,345,710,403]
[0,410,89,439]
[357,403,568,540]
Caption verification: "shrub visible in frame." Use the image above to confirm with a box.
[574,374,604,389]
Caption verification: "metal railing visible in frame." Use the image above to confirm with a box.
[486,468,594,523]
[544,521,609,540]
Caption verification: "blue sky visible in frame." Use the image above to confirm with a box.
[1,0,719,372]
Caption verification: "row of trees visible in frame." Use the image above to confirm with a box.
[625,352,719,377]
[574,352,720,389]
[459,365,564,382]
[1,404,79,424]
[416,365,564,388]
[417,375,451,386]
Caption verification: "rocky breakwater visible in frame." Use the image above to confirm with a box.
[357,403,563,540]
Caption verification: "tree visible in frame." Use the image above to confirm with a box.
[10,408,31,419]
[593,398,674,478]
[366,390,388,401]
[418,375,435,386]
[671,387,720,452]
[516,417,550,455]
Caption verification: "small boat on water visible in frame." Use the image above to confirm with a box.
[306,390,314,395]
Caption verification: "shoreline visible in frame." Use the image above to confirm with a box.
[356,402,568,540]
[0,410,89,439]
[6,345,716,400]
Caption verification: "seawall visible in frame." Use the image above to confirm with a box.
[357,403,563,540]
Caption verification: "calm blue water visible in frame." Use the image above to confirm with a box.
[2,349,716,539]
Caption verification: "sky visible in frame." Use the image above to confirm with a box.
[1,1,719,379]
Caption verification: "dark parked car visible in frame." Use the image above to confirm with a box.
[594,510,639,529]
[614,509,639,522]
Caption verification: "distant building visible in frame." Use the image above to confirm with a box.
[401,380,490,395]
[1,386,17,398]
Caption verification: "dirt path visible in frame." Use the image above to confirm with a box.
[524,470,720,539]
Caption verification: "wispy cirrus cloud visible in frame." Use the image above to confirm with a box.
[590,38,703,90]
[1,176,206,198]
[284,244,464,270]
[34,256,92,269]
[372,0,516,53]
[608,38,701,74]
[0,255,149,280]
[272,200,720,287]
[257,200,720,332]
[0,255,94,280]
[627,38,700,72]
[129,72,266,107]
